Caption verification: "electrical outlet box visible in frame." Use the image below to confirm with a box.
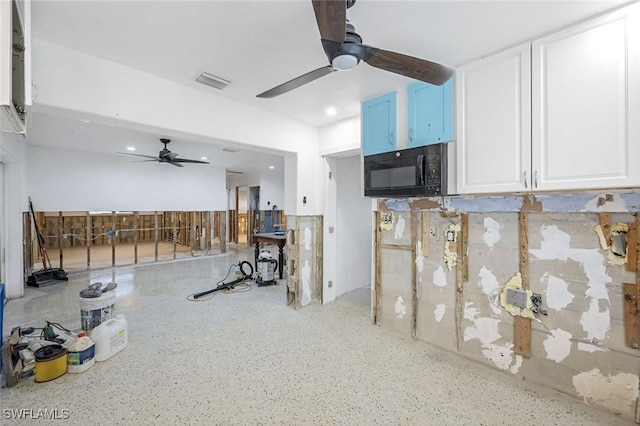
[506,288,528,309]
[381,213,393,225]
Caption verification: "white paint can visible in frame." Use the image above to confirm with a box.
[79,292,116,332]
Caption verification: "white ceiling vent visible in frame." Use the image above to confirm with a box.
[196,72,230,90]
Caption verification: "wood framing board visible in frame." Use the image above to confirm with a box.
[411,212,418,339]
[315,215,323,303]
[58,212,64,268]
[205,211,211,253]
[454,214,467,351]
[623,283,640,348]
[627,221,637,272]
[86,212,91,269]
[421,212,429,256]
[296,216,302,310]
[219,211,226,253]
[154,212,159,262]
[379,243,413,251]
[515,211,532,357]
[172,211,177,259]
[599,212,613,247]
[374,211,382,325]
[134,211,139,263]
[111,211,116,267]
[461,213,469,283]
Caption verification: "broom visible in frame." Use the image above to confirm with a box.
[26,197,68,287]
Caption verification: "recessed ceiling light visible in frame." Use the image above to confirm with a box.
[201,157,208,161]
[126,146,136,151]
[326,106,337,116]
[269,166,275,170]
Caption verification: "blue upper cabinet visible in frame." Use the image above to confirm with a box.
[407,77,454,147]
[362,91,397,156]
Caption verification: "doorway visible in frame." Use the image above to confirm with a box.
[236,186,248,243]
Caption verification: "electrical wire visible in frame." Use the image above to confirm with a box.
[186,262,255,302]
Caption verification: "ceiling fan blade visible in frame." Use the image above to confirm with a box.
[363,47,454,86]
[173,158,210,164]
[257,66,336,98]
[312,0,346,45]
[162,152,180,161]
[168,161,184,168]
[117,152,161,160]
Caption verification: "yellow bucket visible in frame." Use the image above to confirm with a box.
[34,345,68,382]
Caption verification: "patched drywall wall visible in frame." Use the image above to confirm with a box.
[375,203,639,421]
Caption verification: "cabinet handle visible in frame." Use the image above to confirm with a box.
[389,132,394,145]
[534,170,538,188]
[524,171,528,189]
[409,128,413,142]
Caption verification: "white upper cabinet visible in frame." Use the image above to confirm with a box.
[531,5,640,191]
[456,43,531,194]
[1,0,31,134]
[457,2,640,194]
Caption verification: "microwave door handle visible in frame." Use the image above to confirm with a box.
[417,155,425,186]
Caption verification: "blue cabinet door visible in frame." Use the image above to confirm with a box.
[362,91,397,156]
[407,78,453,147]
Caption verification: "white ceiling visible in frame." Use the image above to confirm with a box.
[27,0,631,172]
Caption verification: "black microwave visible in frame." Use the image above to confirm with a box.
[364,144,448,197]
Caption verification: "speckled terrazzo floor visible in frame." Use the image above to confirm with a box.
[1,248,633,425]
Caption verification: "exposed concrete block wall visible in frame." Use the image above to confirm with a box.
[376,192,640,421]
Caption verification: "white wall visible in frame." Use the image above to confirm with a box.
[32,39,323,215]
[259,167,284,211]
[319,116,361,156]
[27,146,227,211]
[0,132,29,298]
[335,155,373,297]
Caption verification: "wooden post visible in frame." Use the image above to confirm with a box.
[111,211,116,267]
[461,213,469,283]
[515,211,532,357]
[58,212,64,268]
[154,212,159,262]
[421,212,429,256]
[133,211,139,264]
[205,211,211,254]
[411,212,418,339]
[86,212,91,270]
[172,211,177,259]
[455,213,468,351]
[374,211,382,325]
[219,211,226,253]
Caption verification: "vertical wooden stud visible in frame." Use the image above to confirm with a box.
[111,211,116,267]
[172,211,177,259]
[86,212,91,270]
[411,212,418,339]
[220,211,226,253]
[374,211,382,325]
[461,213,469,283]
[133,211,139,264]
[627,221,637,272]
[205,211,211,254]
[421,212,429,256]
[599,212,613,247]
[455,213,467,351]
[58,212,64,268]
[515,211,532,357]
[154,212,159,262]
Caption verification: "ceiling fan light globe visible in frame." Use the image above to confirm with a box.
[332,54,358,71]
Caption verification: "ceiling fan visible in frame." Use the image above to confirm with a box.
[257,0,454,99]
[117,139,210,167]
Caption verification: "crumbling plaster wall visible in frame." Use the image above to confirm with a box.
[376,192,640,421]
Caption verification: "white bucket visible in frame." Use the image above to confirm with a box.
[67,335,95,373]
[91,315,128,362]
[79,292,116,332]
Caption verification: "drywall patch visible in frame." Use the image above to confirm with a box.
[499,273,535,319]
[409,198,441,210]
[434,304,446,322]
[433,266,447,287]
[303,228,312,251]
[478,266,501,315]
[482,218,501,248]
[573,369,639,415]
[300,260,312,306]
[415,241,424,274]
[580,299,610,341]
[543,329,572,363]
[394,216,406,240]
[521,194,543,212]
[395,296,407,320]
[578,342,608,353]
[543,273,574,311]
[463,302,521,373]
[530,225,612,340]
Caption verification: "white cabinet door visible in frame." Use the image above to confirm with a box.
[532,4,640,191]
[456,43,531,194]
